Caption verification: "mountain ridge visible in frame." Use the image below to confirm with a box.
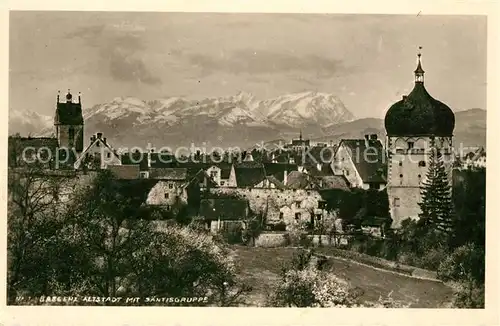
[8,92,486,150]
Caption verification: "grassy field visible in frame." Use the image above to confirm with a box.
[231,246,454,307]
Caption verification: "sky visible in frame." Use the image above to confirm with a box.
[9,12,486,119]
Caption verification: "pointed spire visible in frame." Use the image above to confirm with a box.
[299,129,303,141]
[57,90,60,103]
[414,46,425,83]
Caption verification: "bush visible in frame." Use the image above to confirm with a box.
[269,261,358,307]
[218,223,244,245]
[437,243,484,284]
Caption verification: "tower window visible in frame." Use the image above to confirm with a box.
[408,142,414,149]
[399,174,403,178]
[295,212,301,220]
[394,198,400,207]
[418,174,421,178]
[164,193,169,199]
[399,161,403,167]
[418,161,426,167]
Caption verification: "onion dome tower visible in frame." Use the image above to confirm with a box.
[384,48,455,228]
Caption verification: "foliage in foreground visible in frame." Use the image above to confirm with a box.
[7,169,251,306]
[266,249,409,308]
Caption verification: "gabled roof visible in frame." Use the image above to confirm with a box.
[199,198,249,220]
[149,168,188,180]
[108,164,140,180]
[74,136,120,169]
[340,139,387,183]
[234,162,266,187]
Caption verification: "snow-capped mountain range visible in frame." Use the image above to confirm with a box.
[9,91,356,148]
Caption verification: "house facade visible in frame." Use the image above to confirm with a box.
[331,135,387,190]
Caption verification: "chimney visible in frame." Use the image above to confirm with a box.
[103,137,107,145]
[78,92,82,104]
[402,95,408,100]
[97,132,102,139]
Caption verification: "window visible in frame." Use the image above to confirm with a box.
[295,212,301,220]
[345,170,350,176]
[220,181,225,186]
[96,141,100,147]
[140,171,148,179]
[418,161,426,167]
[418,174,421,178]
[394,198,400,207]
[399,174,403,178]
[408,142,414,149]
[164,193,169,199]
[210,171,218,178]
[68,127,75,141]
[166,205,171,211]
[107,152,111,158]
[316,214,322,221]
[318,201,327,209]
[168,183,173,189]
[399,161,403,166]
[279,212,284,220]
[296,201,301,208]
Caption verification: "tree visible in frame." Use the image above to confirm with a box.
[418,146,453,234]
[7,164,69,303]
[8,169,251,306]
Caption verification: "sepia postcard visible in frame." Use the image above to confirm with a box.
[1,1,499,325]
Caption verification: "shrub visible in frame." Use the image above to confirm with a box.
[437,243,484,284]
[219,223,244,245]
[267,266,358,307]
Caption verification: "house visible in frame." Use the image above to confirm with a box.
[331,135,387,190]
[199,197,250,232]
[206,163,237,187]
[234,161,267,188]
[74,132,121,170]
[145,168,190,211]
[263,162,298,186]
[462,147,486,169]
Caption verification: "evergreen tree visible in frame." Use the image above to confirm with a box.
[418,146,453,233]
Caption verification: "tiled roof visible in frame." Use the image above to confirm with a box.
[234,162,266,187]
[199,198,249,220]
[149,168,188,180]
[54,102,84,125]
[318,175,350,191]
[340,139,387,183]
[263,162,298,183]
[108,164,141,180]
[286,171,318,190]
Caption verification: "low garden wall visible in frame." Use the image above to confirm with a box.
[254,232,289,247]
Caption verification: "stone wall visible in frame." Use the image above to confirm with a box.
[209,187,331,226]
[254,232,289,247]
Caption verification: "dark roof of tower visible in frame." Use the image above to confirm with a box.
[384,54,455,137]
[54,102,84,125]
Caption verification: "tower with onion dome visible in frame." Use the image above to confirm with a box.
[384,49,455,228]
